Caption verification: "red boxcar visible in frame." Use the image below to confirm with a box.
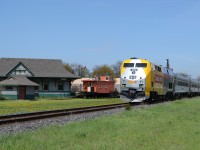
[82,76,116,98]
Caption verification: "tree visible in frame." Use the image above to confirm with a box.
[63,62,90,77]
[111,60,122,78]
[92,64,116,78]
[63,63,73,73]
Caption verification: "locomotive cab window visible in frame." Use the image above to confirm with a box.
[135,63,147,68]
[124,63,134,67]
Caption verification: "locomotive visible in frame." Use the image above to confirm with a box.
[82,76,118,98]
[120,57,200,102]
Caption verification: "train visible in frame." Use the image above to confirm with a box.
[82,76,119,98]
[120,57,200,102]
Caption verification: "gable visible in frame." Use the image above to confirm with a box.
[6,62,34,77]
[0,58,78,78]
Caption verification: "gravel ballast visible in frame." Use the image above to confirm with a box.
[0,107,126,136]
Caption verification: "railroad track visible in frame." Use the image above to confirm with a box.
[0,103,129,125]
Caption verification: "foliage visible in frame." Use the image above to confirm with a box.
[111,60,122,78]
[125,103,131,111]
[63,60,122,78]
[92,64,116,78]
[2,98,200,149]
[70,63,90,77]
[63,63,73,73]
[63,62,90,77]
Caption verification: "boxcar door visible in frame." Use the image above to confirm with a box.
[19,86,26,99]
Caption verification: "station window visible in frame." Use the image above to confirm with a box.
[43,82,49,91]
[15,70,26,75]
[58,82,64,91]
[6,86,13,91]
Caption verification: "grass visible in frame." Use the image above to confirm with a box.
[0,98,123,115]
[1,97,200,149]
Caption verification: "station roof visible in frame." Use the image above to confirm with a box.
[0,58,78,78]
[0,76,39,86]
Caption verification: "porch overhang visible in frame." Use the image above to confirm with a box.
[0,76,39,87]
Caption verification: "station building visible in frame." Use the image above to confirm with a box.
[0,58,78,100]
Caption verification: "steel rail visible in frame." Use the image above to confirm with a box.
[0,103,129,125]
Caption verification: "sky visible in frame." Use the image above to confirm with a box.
[1,0,200,78]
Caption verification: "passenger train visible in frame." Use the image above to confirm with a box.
[120,57,200,102]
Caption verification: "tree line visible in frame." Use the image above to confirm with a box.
[63,61,122,78]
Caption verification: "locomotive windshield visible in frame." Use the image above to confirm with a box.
[124,63,134,67]
[136,63,147,68]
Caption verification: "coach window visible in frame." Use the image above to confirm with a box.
[178,81,188,87]
[43,82,49,91]
[88,82,91,87]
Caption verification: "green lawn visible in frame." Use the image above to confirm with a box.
[0,98,123,115]
[1,97,200,149]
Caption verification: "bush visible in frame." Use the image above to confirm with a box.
[125,103,131,111]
